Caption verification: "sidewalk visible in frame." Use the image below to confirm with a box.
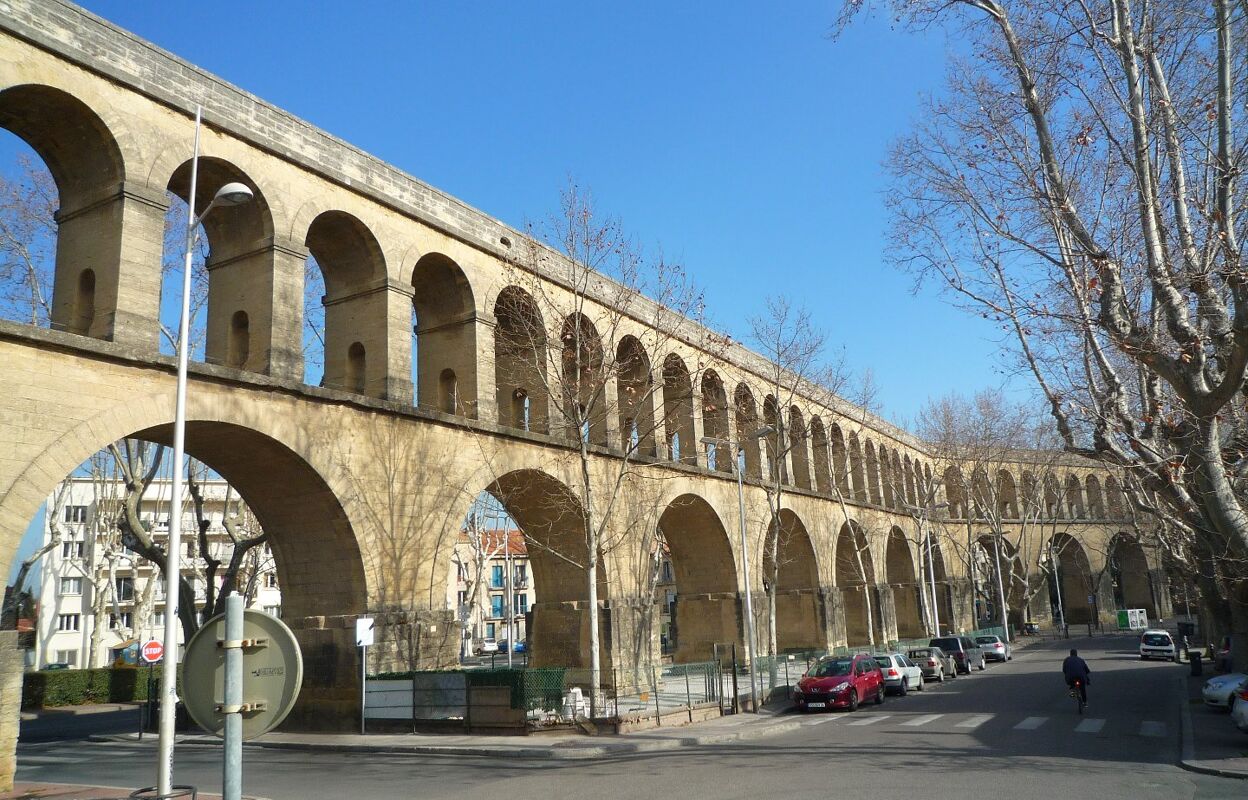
[1180,673,1248,779]
[1,783,258,800]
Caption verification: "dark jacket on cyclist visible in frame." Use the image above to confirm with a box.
[1062,654,1091,684]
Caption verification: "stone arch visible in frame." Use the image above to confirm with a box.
[762,395,784,482]
[486,469,607,669]
[1050,532,1096,624]
[923,534,955,634]
[1065,474,1085,518]
[998,470,1019,518]
[656,494,740,662]
[864,441,882,504]
[829,423,849,494]
[1044,475,1063,518]
[975,535,1026,631]
[560,313,607,445]
[411,252,478,415]
[304,210,390,396]
[662,354,696,465]
[616,336,655,456]
[809,416,831,493]
[788,407,811,489]
[1110,533,1156,617]
[493,286,548,433]
[1021,472,1039,517]
[165,156,296,377]
[835,520,879,646]
[970,467,991,519]
[886,528,925,639]
[0,84,137,342]
[903,457,917,507]
[734,384,762,479]
[1085,475,1105,518]
[879,446,895,507]
[848,433,866,501]
[763,508,822,651]
[944,466,966,518]
[700,370,730,473]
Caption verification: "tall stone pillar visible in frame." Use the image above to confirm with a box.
[205,238,306,381]
[875,583,898,643]
[0,631,21,792]
[51,182,168,350]
[323,279,413,402]
[674,592,742,664]
[818,585,848,649]
[1149,568,1172,620]
[949,577,975,633]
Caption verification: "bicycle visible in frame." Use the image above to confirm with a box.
[1069,679,1086,715]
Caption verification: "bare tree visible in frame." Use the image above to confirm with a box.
[839,0,1248,663]
[0,156,55,326]
[1,478,69,627]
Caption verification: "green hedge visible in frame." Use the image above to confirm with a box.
[22,666,171,709]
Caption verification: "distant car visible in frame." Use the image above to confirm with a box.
[1202,673,1248,709]
[908,647,956,682]
[1139,629,1177,661]
[975,635,1012,662]
[476,638,499,655]
[930,636,987,674]
[874,653,924,695]
[514,640,527,654]
[793,653,885,712]
[42,662,71,671]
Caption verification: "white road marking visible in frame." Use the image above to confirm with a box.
[802,715,843,726]
[1013,716,1048,730]
[1139,721,1166,738]
[901,714,944,727]
[1075,718,1106,733]
[846,715,891,726]
[956,714,993,728]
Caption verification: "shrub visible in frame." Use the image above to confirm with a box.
[22,666,166,709]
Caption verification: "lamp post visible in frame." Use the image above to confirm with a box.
[904,502,948,637]
[702,425,773,713]
[158,105,254,796]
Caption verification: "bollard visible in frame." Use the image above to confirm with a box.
[1189,651,1203,677]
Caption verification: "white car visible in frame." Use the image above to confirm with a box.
[1202,673,1248,709]
[873,653,924,696]
[476,638,499,655]
[1233,683,1248,733]
[1139,629,1177,661]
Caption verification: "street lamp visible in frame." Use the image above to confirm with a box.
[702,425,773,713]
[158,106,253,796]
[903,502,948,637]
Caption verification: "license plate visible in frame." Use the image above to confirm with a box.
[807,702,826,708]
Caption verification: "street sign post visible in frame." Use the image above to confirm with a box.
[356,617,374,736]
[141,640,164,664]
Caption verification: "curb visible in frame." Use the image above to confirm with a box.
[86,718,803,761]
[1176,674,1248,781]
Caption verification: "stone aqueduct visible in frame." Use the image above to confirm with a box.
[0,0,1171,748]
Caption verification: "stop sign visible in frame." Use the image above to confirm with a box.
[141,639,164,664]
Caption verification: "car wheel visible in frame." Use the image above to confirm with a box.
[917,676,925,692]
[936,669,944,683]
[847,690,859,712]
[875,685,886,705]
[898,679,907,697]
[978,658,987,671]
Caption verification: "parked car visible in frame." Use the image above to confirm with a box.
[930,636,987,674]
[1202,673,1248,709]
[975,634,1012,662]
[1233,683,1248,733]
[42,662,70,671]
[793,653,885,712]
[908,647,956,682]
[1139,629,1177,661]
[514,640,527,654]
[476,638,499,655]
[874,653,924,695]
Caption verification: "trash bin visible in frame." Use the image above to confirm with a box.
[1188,651,1202,676]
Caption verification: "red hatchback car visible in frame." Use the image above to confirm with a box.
[793,653,885,712]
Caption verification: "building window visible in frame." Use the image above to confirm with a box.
[60,577,82,595]
[153,611,165,627]
[515,593,528,615]
[263,605,281,617]
[109,612,133,629]
[485,622,496,639]
[115,576,134,602]
[491,565,504,589]
[53,649,78,667]
[57,614,80,632]
[264,573,279,589]
[61,541,84,560]
[63,505,87,523]
[490,595,504,618]
[456,591,468,608]
[514,564,527,586]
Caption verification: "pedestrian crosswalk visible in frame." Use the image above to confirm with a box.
[800,711,1168,739]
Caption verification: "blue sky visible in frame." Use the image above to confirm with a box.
[8,2,1024,581]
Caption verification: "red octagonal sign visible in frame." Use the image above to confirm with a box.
[140,639,164,664]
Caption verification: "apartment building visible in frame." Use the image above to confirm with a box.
[447,527,533,657]
[32,476,281,670]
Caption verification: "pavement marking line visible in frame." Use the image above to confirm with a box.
[1139,721,1166,738]
[1074,718,1106,733]
[802,715,843,726]
[846,715,891,726]
[1013,716,1048,730]
[900,714,943,727]
[955,714,993,728]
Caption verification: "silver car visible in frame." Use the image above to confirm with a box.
[975,634,1012,662]
[1202,673,1248,709]
[873,653,925,696]
[908,647,956,682]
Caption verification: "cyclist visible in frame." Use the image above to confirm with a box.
[1062,648,1091,706]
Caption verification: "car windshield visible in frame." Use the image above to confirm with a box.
[975,637,998,644]
[932,638,960,651]
[873,656,893,668]
[1143,634,1171,646]
[908,649,932,658]
[809,659,854,677]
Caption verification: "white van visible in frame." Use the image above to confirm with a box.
[1139,629,1177,661]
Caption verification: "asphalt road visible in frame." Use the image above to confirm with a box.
[15,637,1246,799]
